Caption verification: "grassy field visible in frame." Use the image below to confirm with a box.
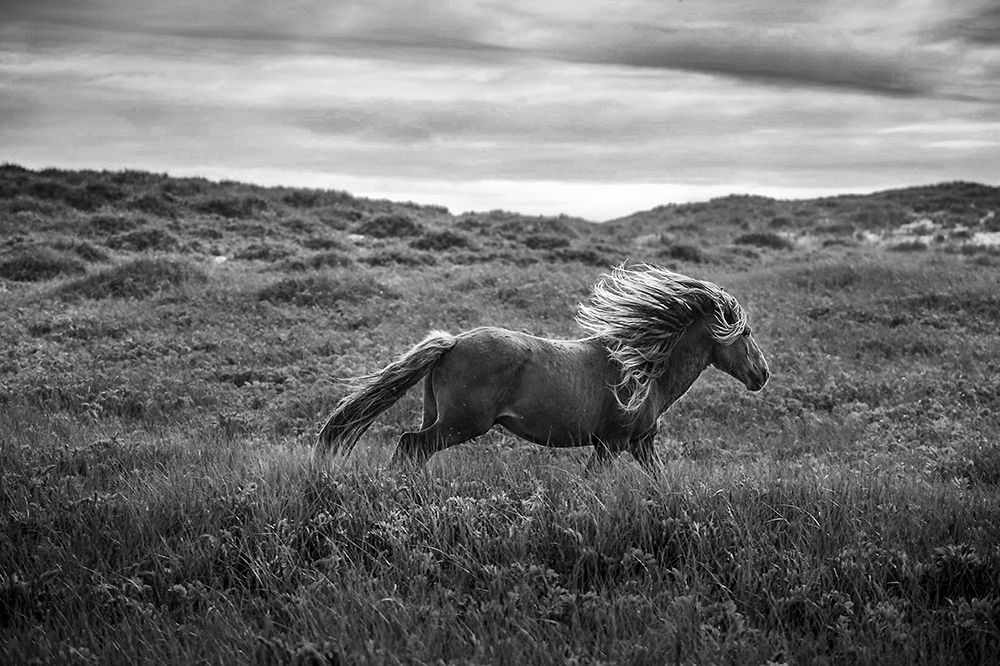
[2,165,1000,665]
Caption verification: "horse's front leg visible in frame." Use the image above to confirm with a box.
[584,439,622,474]
[628,426,660,473]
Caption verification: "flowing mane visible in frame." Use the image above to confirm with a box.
[575,263,748,412]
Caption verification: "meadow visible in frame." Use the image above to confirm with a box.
[1,164,999,665]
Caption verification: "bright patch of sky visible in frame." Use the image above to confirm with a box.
[1,0,998,220]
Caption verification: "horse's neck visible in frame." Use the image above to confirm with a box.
[651,327,713,413]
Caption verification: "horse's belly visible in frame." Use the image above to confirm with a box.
[494,410,602,448]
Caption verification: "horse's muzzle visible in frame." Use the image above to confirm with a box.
[745,367,770,392]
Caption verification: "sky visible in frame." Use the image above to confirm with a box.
[1,1,998,221]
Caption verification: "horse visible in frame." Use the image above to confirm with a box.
[316,262,769,470]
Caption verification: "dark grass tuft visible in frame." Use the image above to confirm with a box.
[411,230,474,251]
[234,243,296,262]
[257,273,398,307]
[0,246,87,282]
[105,228,180,252]
[354,213,424,238]
[734,232,795,251]
[56,257,207,300]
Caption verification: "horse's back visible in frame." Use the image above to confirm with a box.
[434,327,619,446]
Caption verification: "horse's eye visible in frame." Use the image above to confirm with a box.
[743,327,752,337]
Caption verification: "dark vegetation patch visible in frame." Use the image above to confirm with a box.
[361,249,437,267]
[787,263,902,292]
[126,193,179,218]
[56,258,207,300]
[0,246,86,282]
[317,206,364,230]
[300,236,346,251]
[233,243,296,262]
[0,195,67,217]
[659,243,707,263]
[734,232,794,251]
[279,251,356,271]
[410,230,473,251]
[282,218,315,235]
[195,196,269,219]
[353,213,423,238]
[888,239,929,252]
[257,273,398,307]
[547,247,612,266]
[523,234,571,250]
[27,316,129,341]
[49,239,111,263]
[104,228,180,252]
[89,214,142,235]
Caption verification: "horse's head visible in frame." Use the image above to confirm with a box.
[711,325,770,391]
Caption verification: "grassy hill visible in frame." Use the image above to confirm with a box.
[1,164,999,665]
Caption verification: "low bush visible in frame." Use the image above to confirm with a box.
[105,228,180,252]
[280,251,356,271]
[523,234,571,250]
[89,214,142,235]
[49,240,111,262]
[195,196,269,219]
[0,246,86,282]
[354,213,424,238]
[127,193,179,218]
[301,236,347,251]
[233,243,296,262]
[56,257,206,299]
[361,249,437,267]
[410,230,473,251]
[660,243,707,263]
[734,232,794,251]
[547,247,611,266]
[257,273,397,307]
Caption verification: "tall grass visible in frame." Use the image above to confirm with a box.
[3,421,998,665]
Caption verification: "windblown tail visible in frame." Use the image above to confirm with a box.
[316,331,458,456]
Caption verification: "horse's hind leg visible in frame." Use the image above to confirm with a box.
[392,417,492,465]
[419,373,438,429]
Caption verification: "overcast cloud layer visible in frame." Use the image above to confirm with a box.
[1,0,998,219]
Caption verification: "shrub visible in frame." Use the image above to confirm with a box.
[0,246,86,282]
[257,273,397,307]
[63,182,125,211]
[888,239,929,252]
[280,251,356,271]
[317,206,364,230]
[282,218,316,234]
[127,193,179,218]
[410,230,473,251]
[734,232,794,251]
[57,257,206,299]
[233,243,295,262]
[90,214,142,235]
[301,236,347,251]
[361,249,437,267]
[196,196,269,219]
[523,234,571,250]
[547,247,610,266]
[49,239,111,262]
[105,228,180,252]
[354,213,423,238]
[660,243,706,263]
[282,190,322,208]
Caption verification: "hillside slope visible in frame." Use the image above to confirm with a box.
[2,164,998,280]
